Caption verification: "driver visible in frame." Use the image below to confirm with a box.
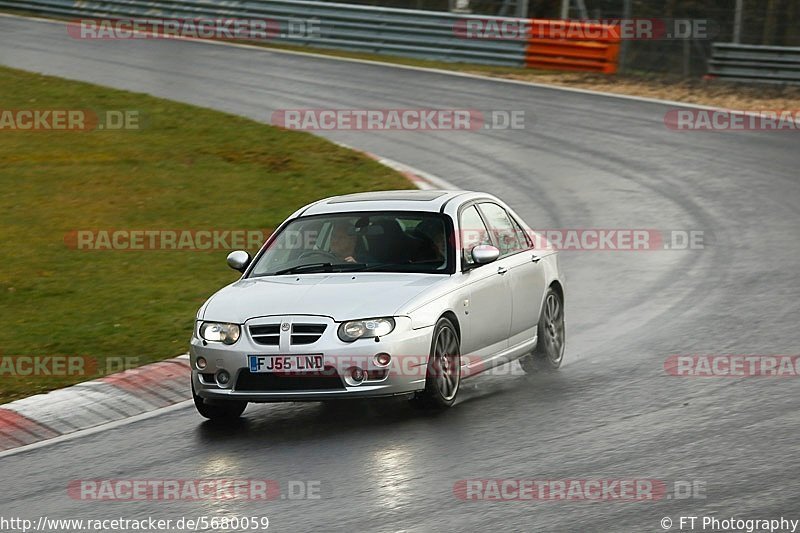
[329,220,358,263]
[415,219,446,262]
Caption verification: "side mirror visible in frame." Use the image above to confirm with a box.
[226,250,251,273]
[471,244,500,265]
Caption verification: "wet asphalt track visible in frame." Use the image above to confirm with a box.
[1,15,799,532]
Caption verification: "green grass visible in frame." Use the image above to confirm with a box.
[0,66,412,403]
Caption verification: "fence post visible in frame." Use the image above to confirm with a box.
[516,0,529,18]
[616,0,632,73]
[733,0,743,44]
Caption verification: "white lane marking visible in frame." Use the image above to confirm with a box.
[0,400,192,459]
[374,155,458,190]
[332,141,458,190]
[0,12,746,112]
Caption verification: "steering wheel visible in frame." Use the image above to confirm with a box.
[298,250,341,262]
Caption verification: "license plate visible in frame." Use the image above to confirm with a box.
[248,355,324,373]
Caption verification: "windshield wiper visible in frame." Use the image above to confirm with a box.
[351,262,397,272]
[352,260,445,273]
[272,262,366,276]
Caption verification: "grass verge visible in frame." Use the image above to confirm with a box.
[0,65,411,403]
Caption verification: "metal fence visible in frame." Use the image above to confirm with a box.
[20,0,790,78]
[303,0,800,77]
[708,43,800,85]
[0,0,528,66]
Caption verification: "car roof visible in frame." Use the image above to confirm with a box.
[300,189,478,216]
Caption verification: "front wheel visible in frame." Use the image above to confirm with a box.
[411,317,461,409]
[192,381,247,421]
[520,287,565,373]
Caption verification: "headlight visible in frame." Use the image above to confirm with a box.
[199,322,241,345]
[338,318,395,342]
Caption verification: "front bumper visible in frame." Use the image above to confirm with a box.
[190,315,432,402]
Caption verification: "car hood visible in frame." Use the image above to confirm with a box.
[201,273,449,323]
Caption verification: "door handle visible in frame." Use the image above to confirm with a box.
[531,254,541,263]
[497,266,508,275]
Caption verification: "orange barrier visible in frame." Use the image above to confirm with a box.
[525,19,621,74]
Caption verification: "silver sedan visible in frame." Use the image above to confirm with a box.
[190,190,565,420]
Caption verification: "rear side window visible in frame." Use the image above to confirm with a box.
[478,203,527,257]
[460,205,492,265]
[509,214,532,248]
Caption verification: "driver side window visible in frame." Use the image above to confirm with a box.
[460,205,492,265]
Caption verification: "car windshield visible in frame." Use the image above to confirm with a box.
[249,211,453,276]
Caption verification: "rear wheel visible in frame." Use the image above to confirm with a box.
[192,380,247,421]
[411,317,461,409]
[520,287,565,373]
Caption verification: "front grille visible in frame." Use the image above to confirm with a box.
[291,324,327,345]
[249,323,327,345]
[250,324,280,346]
[235,368,345,391]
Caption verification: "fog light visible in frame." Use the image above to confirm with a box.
[216,370,231,386]
[344,366,366,387]
[196,357,207,370]
[374,353,391,366]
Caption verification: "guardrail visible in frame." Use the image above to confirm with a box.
[708,43,800,85]
[525,20,620,74]
[0,0,620,73]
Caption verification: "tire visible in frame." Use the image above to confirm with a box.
[411,317,461,409]
[192,380,247,421]
[520,287,565,374]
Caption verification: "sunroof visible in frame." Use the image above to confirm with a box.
[328,191,448,203]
